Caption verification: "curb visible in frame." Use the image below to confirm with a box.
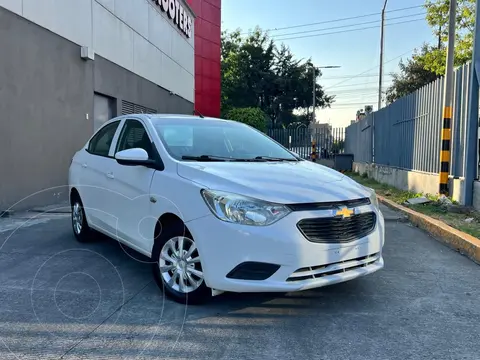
[0,203,71,219]
[378,195,480,265]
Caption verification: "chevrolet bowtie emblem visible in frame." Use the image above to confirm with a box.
[335,207,354,218]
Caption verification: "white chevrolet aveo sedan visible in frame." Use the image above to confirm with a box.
[68,114,385,304]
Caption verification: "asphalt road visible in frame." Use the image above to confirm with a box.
[0,205,479,360]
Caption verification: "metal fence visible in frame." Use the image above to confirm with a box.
[344,62,473,177]
[267,127,345,160]
[344,115,373,163]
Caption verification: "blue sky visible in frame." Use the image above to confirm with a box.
[221,0,435,127]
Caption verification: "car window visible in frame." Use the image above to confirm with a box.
[116,119,154,159]
[87,121,120,157]
[152,118,297,161]
[162,126,193,147]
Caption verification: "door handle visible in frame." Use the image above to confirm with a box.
[82,163,88,168]
[106,172,114,179]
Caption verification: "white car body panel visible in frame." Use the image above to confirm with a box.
[176,160,367,203]
[186,207,384,292]
[68,114,385,295]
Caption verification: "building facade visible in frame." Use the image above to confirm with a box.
[187,0,221,117]
[0,0,201,210]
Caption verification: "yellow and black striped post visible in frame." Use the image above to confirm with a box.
[311,140,317,162]
[439,106,452,194]
[439,0,457,196]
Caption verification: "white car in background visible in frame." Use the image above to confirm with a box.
[68,114,385,304]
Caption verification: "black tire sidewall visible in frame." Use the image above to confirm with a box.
[71,196,91,243]
[152,222,211,304]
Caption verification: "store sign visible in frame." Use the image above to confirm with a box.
[152,0,193,38]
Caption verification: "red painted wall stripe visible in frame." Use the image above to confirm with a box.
[186,0,221,117]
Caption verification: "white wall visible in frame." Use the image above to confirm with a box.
[0,0,194,103]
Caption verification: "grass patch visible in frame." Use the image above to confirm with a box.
[346,171,480,239]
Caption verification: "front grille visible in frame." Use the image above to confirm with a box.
[287,197,371,212]
[297,212,376,243]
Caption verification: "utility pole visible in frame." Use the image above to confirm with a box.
[439,0,457,195]
[312,65,316,123]
[438,25,442,49]
[378,0,388,110]
[463,0,480,205]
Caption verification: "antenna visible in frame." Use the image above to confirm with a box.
[193,109,205,118]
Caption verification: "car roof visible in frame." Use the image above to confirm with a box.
[147,114,237,125]
[100,114,239,130]
[147,114,226,120]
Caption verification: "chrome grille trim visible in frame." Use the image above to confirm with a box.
[286,253,380,282]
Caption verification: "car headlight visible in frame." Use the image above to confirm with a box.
[201,190,291,226]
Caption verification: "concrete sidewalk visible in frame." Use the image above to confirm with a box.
[0,204,478,359]
[28,201,71,214]
[379,195,480,265]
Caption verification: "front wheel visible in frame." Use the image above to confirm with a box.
[152,225,211,304]
[71,196,93,243]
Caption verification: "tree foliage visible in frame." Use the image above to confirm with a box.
[386,0,474,103]
[421,0,475,75]
[221,28,334,127]
[386,45,440,104]
[226,107,268,132]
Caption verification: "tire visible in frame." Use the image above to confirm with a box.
[152,222,211,304]
[71,194,93,243]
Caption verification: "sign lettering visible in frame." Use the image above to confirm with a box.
[152,0,192,38]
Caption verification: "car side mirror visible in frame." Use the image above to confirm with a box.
[115,148,151,167]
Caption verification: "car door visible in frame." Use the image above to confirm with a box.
[105,118,158,253]
[80,120,122,233]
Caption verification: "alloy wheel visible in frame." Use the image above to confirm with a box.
[159,236,204,294]
[72,202,83,235]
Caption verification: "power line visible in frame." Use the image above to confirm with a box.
[322,74,394,80]
[334,94,381,98]
[326,81,391,88]
[241,4,424,34]
[333,89,392,94]
[332,89,383,95]
[324,46,425,91]
[329,102,378,107]
[330,103,376,109]
[271,12,426,39]
[275,18,425,41]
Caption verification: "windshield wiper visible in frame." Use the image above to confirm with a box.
[181,155,298,162]
[181,155,251,162]
[254,156,299,162]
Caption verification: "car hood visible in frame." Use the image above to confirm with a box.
[176,160,370,204]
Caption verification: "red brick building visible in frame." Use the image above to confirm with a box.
[187,0,222,117]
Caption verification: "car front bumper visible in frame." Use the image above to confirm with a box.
[186,205,385,293]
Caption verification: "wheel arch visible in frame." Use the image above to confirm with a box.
[70,187,81,204]
[153,212,192,244]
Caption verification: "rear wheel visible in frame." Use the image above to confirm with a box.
[71,195,93,243]
[152,223,211,304]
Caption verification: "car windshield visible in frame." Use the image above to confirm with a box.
[152,117,298,162]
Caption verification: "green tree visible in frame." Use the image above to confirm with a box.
[221,29,276,116]
[226,107,268,132]
[386,45,440,104]
[385,0,474,102]
[221,28,333,127]
[420,0,475,75]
